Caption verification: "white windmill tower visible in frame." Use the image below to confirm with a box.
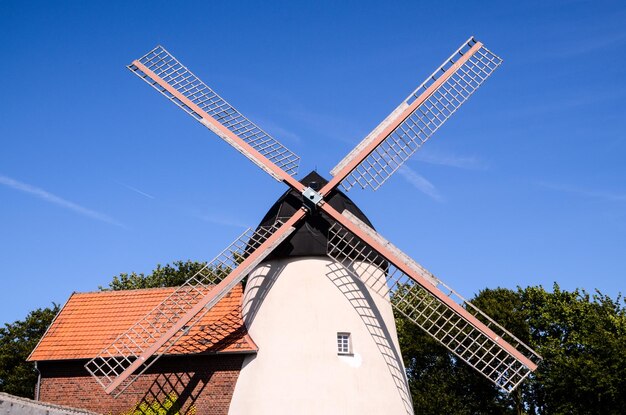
[86,37,542,414]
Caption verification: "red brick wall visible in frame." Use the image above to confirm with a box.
[37,354,247,414]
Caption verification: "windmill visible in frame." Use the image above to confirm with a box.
[86,37,542,411]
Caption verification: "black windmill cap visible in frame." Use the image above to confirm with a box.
[255,170,386,265]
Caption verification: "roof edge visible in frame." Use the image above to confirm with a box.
[27,293,75,362]
[78,285,219,295]
[31,348,258,363]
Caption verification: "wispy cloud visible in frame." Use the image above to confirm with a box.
[229,79,363,145]
[397,166,443,202]
[251,116,302,144]
[493,87,626,121]
[0,174,125,227]
[119,182,155,199]
[284,108,363,145]
[555,31,626,59]
[413,151,488,170]
[537,181,626,202]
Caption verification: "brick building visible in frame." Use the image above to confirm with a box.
[28,285,256,414]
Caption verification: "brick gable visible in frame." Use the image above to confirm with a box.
[38,355,245,414]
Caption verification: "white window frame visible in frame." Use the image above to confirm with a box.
[337,332,352,355]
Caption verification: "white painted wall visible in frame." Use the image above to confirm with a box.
[229,257,413,415]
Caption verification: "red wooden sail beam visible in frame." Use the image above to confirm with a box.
[128,46,303,191]
[324,37,502,193]
[86,211,305,395]
[321,205,540,391]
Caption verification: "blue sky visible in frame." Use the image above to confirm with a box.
[1,0,625,325]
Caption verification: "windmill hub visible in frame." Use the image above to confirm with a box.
[256,170,378,261]
[301,186,323,211]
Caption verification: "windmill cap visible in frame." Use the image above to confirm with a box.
[255,170,380,260]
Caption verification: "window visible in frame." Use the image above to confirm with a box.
[337,332,351,355]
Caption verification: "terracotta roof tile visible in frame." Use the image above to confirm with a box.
[28,284,256,361]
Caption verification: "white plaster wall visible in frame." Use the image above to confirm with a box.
[228,257,413,415]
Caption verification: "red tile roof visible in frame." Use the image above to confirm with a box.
[28,284,256,361]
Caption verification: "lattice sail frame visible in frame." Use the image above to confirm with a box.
[332,37,502,191]
[326,214,541,392]
[85,221,290,395]
[128,46,300,178]
[88,37,542,396]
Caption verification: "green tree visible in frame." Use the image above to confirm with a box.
[521,284,626,415]
[395,287,519,415]
[104,260,209,290]
[396,312,509,415]
[470,288,532,415]
[395,284,626,415]
[0,305,59,398]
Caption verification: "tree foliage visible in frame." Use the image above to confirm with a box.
[396,284,626,415]
[103,260,208,290]
[0,305,59,398]
[395,286,513,415]
[521,285,626,414]
[396,312,509,415]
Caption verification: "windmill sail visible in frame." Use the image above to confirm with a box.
[128,46,301,183]
[328,37,502,192]
[324,209,541,392]
[105,38,541,401]
[85,215,302,395]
